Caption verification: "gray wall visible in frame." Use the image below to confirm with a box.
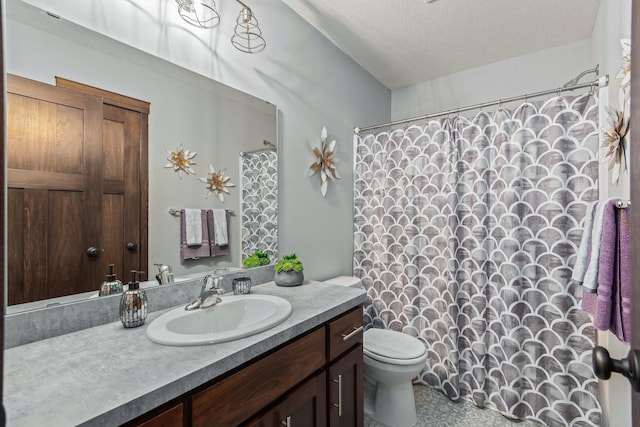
[11,0,391,281]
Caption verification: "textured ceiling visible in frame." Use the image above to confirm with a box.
[282,0,601,90]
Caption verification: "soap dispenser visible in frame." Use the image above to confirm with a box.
[99,264,123,296]
[120,270,148,328]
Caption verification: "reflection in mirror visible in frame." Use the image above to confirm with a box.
[240,142,279,263]
[5,0,278,312]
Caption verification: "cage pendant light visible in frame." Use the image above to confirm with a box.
[231,4,266,54]
[176,0,220,29]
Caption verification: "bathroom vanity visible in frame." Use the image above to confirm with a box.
[4,281,366,426]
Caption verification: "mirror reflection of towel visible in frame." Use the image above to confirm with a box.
[207,210,230,257]
[184,208,203,246]
[212,209,228,246]
[180,209,211,261]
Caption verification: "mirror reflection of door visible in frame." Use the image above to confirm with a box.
[7,75,148,305]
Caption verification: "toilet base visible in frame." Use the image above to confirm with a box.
[364,379,418,427]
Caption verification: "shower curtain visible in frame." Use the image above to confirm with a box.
[353,93,602,426]
[240,151,278,261]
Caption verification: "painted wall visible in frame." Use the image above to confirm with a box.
[11,0,391,281]
[391,39,594,120]
[390,1,633,424]
[590,0,633,426]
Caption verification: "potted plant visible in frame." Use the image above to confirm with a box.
[243,251,270,269]
[274,254,304,287]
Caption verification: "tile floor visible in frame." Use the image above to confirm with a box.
[364,385,539,427]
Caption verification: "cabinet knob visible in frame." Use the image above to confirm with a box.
[126,242,138,251]
[86,247,100,257]
[332,374,343,416]
[281,415,291,427]
[341,326,363,341]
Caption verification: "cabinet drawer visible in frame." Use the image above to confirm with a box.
[192,327,325,427]
[328,306,363,361]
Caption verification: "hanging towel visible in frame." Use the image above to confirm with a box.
[180,209,211,261]
[616,207,631,343]
[207,210,230,257]
[581,198,615,293]
[212,209,229,246]
[571,200,598,287]
[592,199,619,329]
[184,208,203,246]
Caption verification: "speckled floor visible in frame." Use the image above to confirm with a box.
[364,385,539,427]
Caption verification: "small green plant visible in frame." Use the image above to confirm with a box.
[243,251,270,268]
[274,254,304,273]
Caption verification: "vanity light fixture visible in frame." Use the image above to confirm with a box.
[176,0,220,29]
[175,0,266,54]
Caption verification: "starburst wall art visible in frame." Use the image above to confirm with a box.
[199,164,236,202]
[165,145,197,178]
[305,126,340,197]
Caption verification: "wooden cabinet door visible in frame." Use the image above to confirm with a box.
[7,74,103,304]
[132,402,183,427]
[328,346,363,427]
[273,372,327,427]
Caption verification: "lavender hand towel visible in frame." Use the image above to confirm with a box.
[180,209,211,261]
[582,198,615,293]
[207,209,230,257]
[592,199,619,329]
[571,201,598,286]
[617,207,631,343]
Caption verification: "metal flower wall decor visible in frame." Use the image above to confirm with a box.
[601,38,632,184]
[199,164,236,202]
[305,126,340,197]
[165,145,197,178]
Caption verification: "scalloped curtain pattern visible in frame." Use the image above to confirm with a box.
[241,151,278,260]
[354,94,602,426]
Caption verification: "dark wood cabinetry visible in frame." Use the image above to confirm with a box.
[328,347,363,427]
[129,306,363,427]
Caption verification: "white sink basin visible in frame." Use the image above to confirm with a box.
[146,294,292,346]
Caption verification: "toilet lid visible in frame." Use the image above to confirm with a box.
[364,329,426,360]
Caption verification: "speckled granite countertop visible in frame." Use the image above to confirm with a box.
[4,281,366,427]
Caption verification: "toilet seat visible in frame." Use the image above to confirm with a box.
[364,329,427,365]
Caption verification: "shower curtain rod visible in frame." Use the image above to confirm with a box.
[354,75,609,135]
[239,146,277,157]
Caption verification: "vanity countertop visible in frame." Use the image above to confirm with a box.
[3,280,366,427]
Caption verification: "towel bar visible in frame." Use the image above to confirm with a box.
[615,200,631,209]
[168,208,235,216]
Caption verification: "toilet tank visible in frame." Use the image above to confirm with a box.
[323,276,362,288]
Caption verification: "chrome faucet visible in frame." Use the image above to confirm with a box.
[185,274,224,311]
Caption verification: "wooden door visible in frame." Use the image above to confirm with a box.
[56,77,149,290]
[328,346,363,427]
[273,372,327,427]
[6,74,103,305]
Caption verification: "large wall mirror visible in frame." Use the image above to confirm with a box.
[5,0,279,312]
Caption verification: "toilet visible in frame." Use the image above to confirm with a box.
[323,276,428,427]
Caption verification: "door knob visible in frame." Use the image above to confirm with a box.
[86,247,100,257]
[592,346,640,392]
[126,242,138,251]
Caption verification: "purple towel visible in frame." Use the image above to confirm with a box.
[180,209,211,261]
[592,199,617,329]
[206,210,230,257]
[617,207,631,343]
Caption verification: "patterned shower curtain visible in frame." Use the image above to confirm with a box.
[240,151,278,261]
[353,93,603,426]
